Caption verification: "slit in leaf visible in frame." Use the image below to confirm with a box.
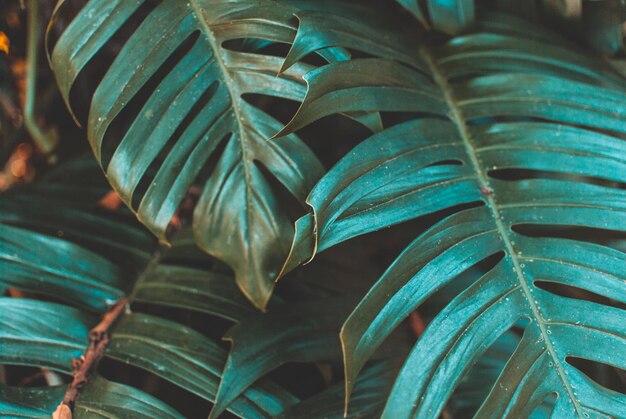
[67,0,163,125]
[566,357,626,395]
[100,30,200,168]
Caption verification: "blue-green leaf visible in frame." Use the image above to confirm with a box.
[277,11,626,417]
[107,313,298,418]
[48,0,328,309]
[0,298,94,373]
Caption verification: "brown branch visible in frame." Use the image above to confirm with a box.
[52,298,128,419]
[89,297,128,342]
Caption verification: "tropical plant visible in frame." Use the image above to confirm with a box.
[47,0,361,309]
[274,5,626,418]
[0,158,405,417]
[1,0,625,418]
[0,159,291,417]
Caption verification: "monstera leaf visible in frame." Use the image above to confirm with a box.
[46,0,333,308]
[0,162,299,418]
[276,8,626,418]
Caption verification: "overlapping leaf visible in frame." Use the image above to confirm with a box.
[211,298,351,417]
[47,0,330,308]
[0,375,184,419]
[276,9,626,418]
[0,163,297,418]
[275,360,399,419]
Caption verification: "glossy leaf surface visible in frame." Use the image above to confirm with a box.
[48,0,327,308]
[107,314,297,418]
[211,299,352,417]
[0,162,294,417]
[277,10,626,418]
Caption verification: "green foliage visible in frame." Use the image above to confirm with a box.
[47,0,329,309]
[396,0,474,34]
[2,0,625,417]
[0,161,298,417]
[397,0,626,53]
[276,6,626,418]
[0,160,396,417]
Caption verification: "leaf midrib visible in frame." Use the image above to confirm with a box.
[188,0,260,298]
[420,45,584,417]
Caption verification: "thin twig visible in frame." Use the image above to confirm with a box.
[89,297,128,342]
[52,298,128,419]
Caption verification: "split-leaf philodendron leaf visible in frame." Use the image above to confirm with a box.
[47,0,333,309]
[275,7,626,419]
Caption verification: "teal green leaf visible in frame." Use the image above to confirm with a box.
[449,331,525,416]
[426,0,475,34]
[0,162,154,312]
[0,162,294,417]
[132,264,255,322]
[74,375,184,419]
[0,385,66,419]
[276,12,626,417]
[398,0,625,54]
[0,298,94,373]
[0,160,255,322]
[281,9,422,73]
[211,299,351,418]
[0,224,127,312]
[50,0,416,308]
[47,0,329,309]
[395,0,474,34]
[0,377,183,419]
[106,313,298,418]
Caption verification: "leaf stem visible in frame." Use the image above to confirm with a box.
[24,0,57,155]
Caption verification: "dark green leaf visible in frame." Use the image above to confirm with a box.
[132,264,255,322]
[74,375,183,419]
[211,299,352,417]
[48,0,329,308]
[106,314,298,418]
[277,360,398,419]
[583,0,626,54]
[395,0,474,34]
[426,0,475,34]
[0,377,184,419]
[0,298,93,373]
[0,224,128,312]
[0,162,295,417]
[0,385,65,419]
